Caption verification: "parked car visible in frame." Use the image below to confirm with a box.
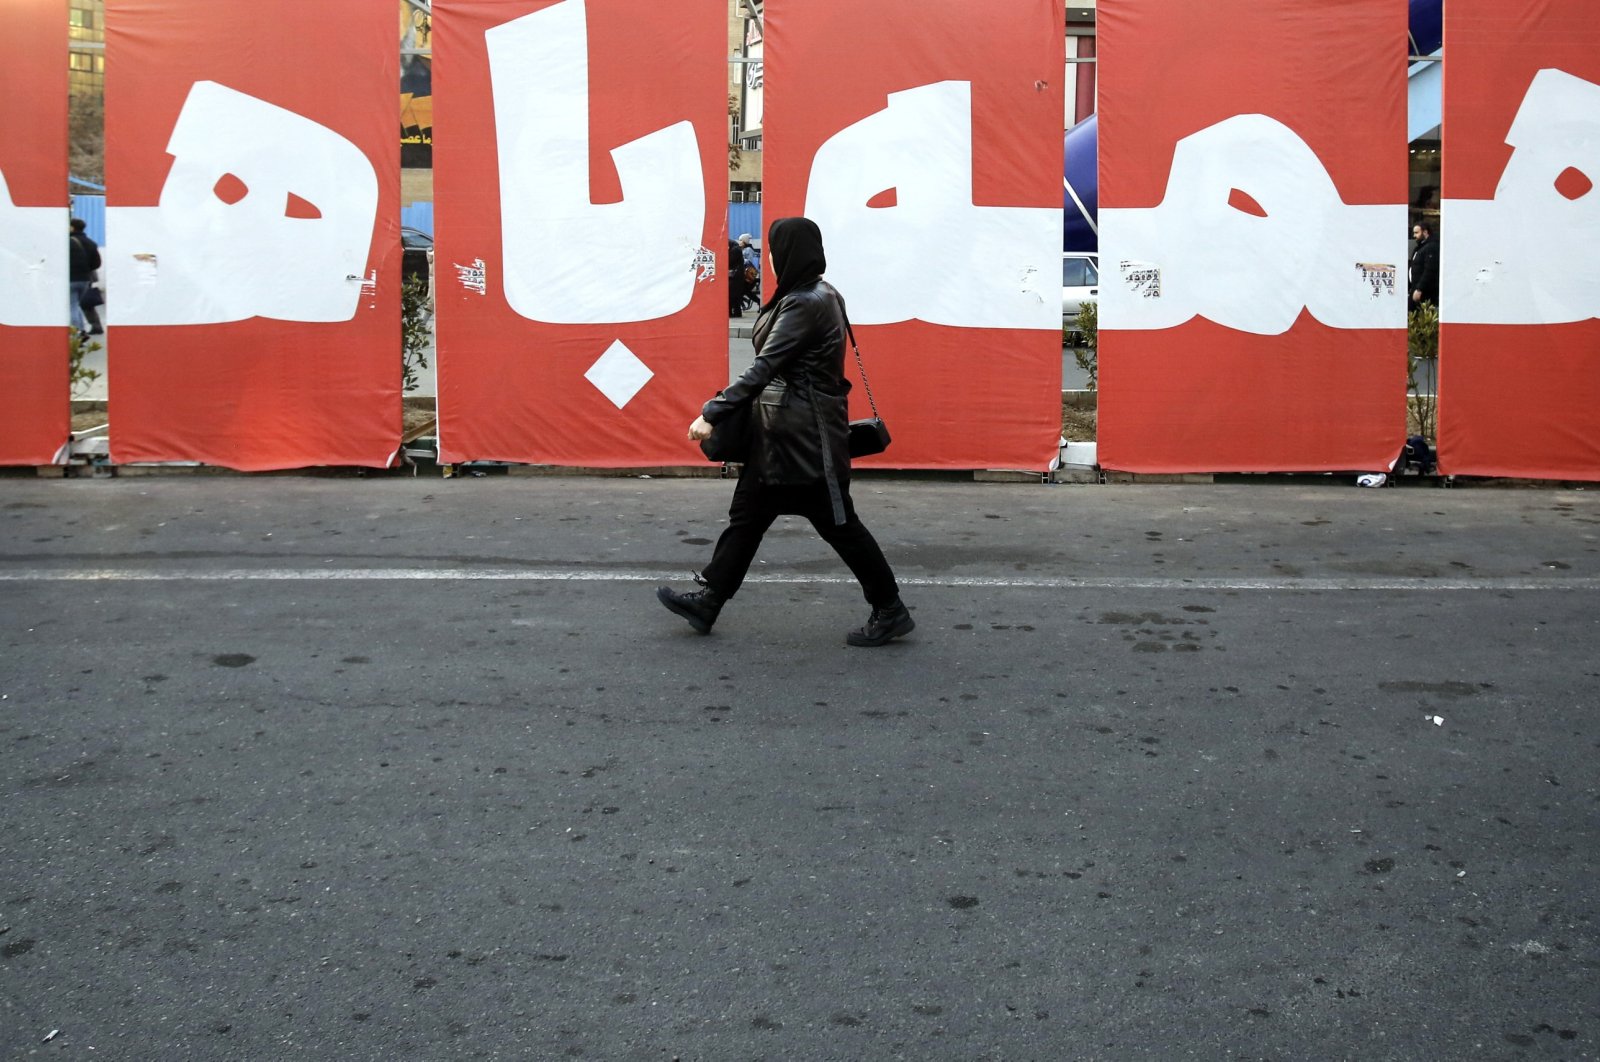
[1062,251,1099,329]
[402,226,434,295]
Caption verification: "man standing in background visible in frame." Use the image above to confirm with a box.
[1409,220,1439,308]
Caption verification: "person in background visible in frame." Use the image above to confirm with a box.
[738,233,761,302]
[1409,220,1439,308]
[69,218,104,340]
[728,238,748,317]
[658,217,914,648]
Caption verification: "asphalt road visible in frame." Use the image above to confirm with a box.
[1,478,1596,1060]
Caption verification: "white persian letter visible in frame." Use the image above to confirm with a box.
[488,0,705,324]
[1100,114,1404,335]
[1442,69,1600,325]
[804,81,1060,329]
[0,170,67,327]
[106,81,378,326]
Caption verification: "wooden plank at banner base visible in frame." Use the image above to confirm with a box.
[1437,0,1600,480]
[0,0,70,466]
[762,0,1065,472]
[1096,0,1409,475]
[104,1,400,470]
[432,0,728,468]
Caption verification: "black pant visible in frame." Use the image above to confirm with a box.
[701,470,900,607]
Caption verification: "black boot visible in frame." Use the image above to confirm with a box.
[846,599,914,647]
[657,583,724,635]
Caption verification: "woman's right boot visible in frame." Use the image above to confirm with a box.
[656,584,725,635]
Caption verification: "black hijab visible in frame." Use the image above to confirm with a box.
[761,216,827,313]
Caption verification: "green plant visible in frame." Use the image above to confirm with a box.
[1071,300,1099,391]
[69,328,102,394]
[401,275,432,394]
[1406,302,1439,442]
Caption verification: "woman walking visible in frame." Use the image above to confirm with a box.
[657,217,913,647]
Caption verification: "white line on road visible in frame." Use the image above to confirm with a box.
[0,567,1596,592]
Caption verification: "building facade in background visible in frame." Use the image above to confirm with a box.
[68,0,104,95]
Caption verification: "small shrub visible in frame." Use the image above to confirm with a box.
[1407,302,1438,442]
[1072,300,1098,391]
[401,275,432,394]
[69,328,102,394]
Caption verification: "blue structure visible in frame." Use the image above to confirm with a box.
[401,201,435,235]
[69,194,106,245]
[729,202,762,246]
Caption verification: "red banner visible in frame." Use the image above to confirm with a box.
[763,0,1065,471]
[104,0,399,470]
[1097,0,1408,473]
[432,0,727,466]
[1,0,69,466]
[1437,0,1600,479]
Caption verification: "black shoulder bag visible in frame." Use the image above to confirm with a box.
[842,317,890,458]
[698,401,752,462]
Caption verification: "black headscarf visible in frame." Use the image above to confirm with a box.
[761,216,827,313]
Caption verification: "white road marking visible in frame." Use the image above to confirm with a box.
[0,567,1596,592]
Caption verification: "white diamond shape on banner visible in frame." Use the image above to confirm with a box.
[584,340,654,409]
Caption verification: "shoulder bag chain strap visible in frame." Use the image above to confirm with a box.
[840,315,881,421]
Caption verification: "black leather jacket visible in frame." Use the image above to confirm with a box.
[703,279,852,491]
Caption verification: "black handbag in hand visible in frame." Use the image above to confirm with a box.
[842,317,890,457]
[698,401,752,462]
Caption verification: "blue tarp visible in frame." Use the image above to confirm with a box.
[729,202,762,244]
[69,194,106,245]
[401,201,435,235]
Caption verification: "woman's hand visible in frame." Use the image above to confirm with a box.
[688,415,714,441]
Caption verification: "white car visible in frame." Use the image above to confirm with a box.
[1061,252,1099,329]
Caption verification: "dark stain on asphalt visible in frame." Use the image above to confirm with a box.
[1378,680,1483,698]
[751,1015,783,1030]
[341,656,370,665]
[2,938,37,958]
[1363,858,1395,875]
[24,760,103,789]
[155,881,184,895]
[1538,1026,1579,1040]
[141,834,176,856]
[212,653,256,668]
[682,538,712,546]
[948,895,979,909]
[913,1004,943,1016]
